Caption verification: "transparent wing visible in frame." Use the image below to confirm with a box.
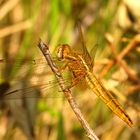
[0,78,72,100]
[73,21,93,69]
[89,43,99,66]
[0,66,87,100]
[0,57,59,70]
[0,57,64,81]
[0,57,73,99]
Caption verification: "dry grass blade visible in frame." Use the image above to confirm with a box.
[0,0,19,20]
[0,20,31,38]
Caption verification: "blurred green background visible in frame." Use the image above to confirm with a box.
[0,0,140,140]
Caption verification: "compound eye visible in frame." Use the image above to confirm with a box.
[56,45,64,60]
[56,44,71,60]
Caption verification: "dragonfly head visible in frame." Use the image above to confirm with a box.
[56,44,71,61]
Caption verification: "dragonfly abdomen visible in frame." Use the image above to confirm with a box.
[85,71,133,127]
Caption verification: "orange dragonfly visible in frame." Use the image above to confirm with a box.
[0,24,133,127]
[55,23,133,127]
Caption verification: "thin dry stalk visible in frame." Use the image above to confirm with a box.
[99,60,114,78]
[104,33,138,81]
[118,34,140,59]
[38,39,99,140]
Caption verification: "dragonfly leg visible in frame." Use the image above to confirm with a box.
[67,74,85,89]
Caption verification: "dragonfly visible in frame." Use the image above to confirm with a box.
[55,23,133,127]
[0,23,133,127]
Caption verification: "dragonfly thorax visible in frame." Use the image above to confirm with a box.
[77,55,90,71]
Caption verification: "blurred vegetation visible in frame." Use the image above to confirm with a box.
[0,0,140,140]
